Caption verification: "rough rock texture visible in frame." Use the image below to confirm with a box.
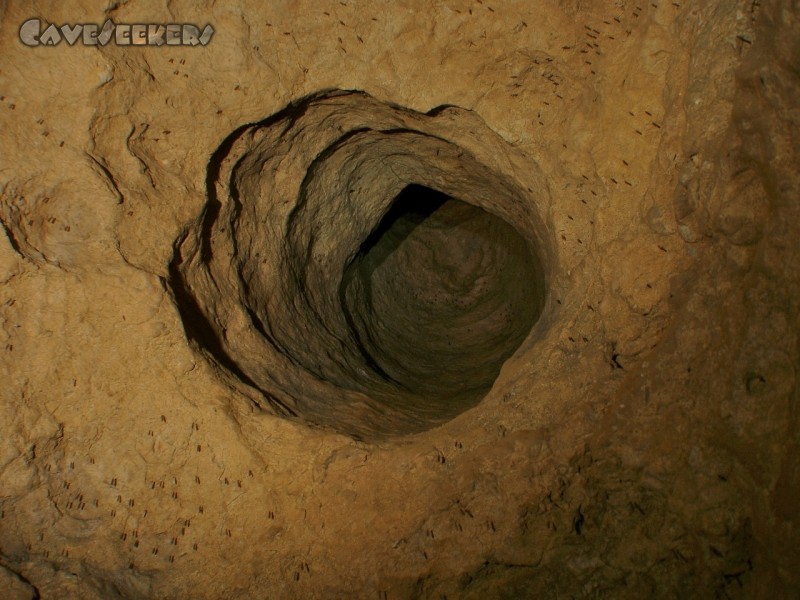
[174,90,549,437]
[0,0,798,598]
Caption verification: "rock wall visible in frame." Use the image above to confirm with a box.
[0,0,798,598]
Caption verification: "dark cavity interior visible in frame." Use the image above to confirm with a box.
[341,184,544,419]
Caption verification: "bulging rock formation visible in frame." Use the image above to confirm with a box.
[0,0,798,598]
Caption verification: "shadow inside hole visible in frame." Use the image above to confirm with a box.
[341,184,544,418]
[356,185,450,273]
[173,90,554,437]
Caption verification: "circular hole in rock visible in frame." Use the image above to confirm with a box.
[172,90,553,439]
[341,184,543,418]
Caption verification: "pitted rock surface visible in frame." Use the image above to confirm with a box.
[0,0,798,598]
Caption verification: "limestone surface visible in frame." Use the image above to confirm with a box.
[0,0,798,598]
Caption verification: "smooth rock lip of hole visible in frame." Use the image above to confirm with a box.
[169,89,557,439]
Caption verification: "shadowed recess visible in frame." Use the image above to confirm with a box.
[172,90,553,438]
[341,184,542,415]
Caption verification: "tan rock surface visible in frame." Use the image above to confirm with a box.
[0,0,798,597]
